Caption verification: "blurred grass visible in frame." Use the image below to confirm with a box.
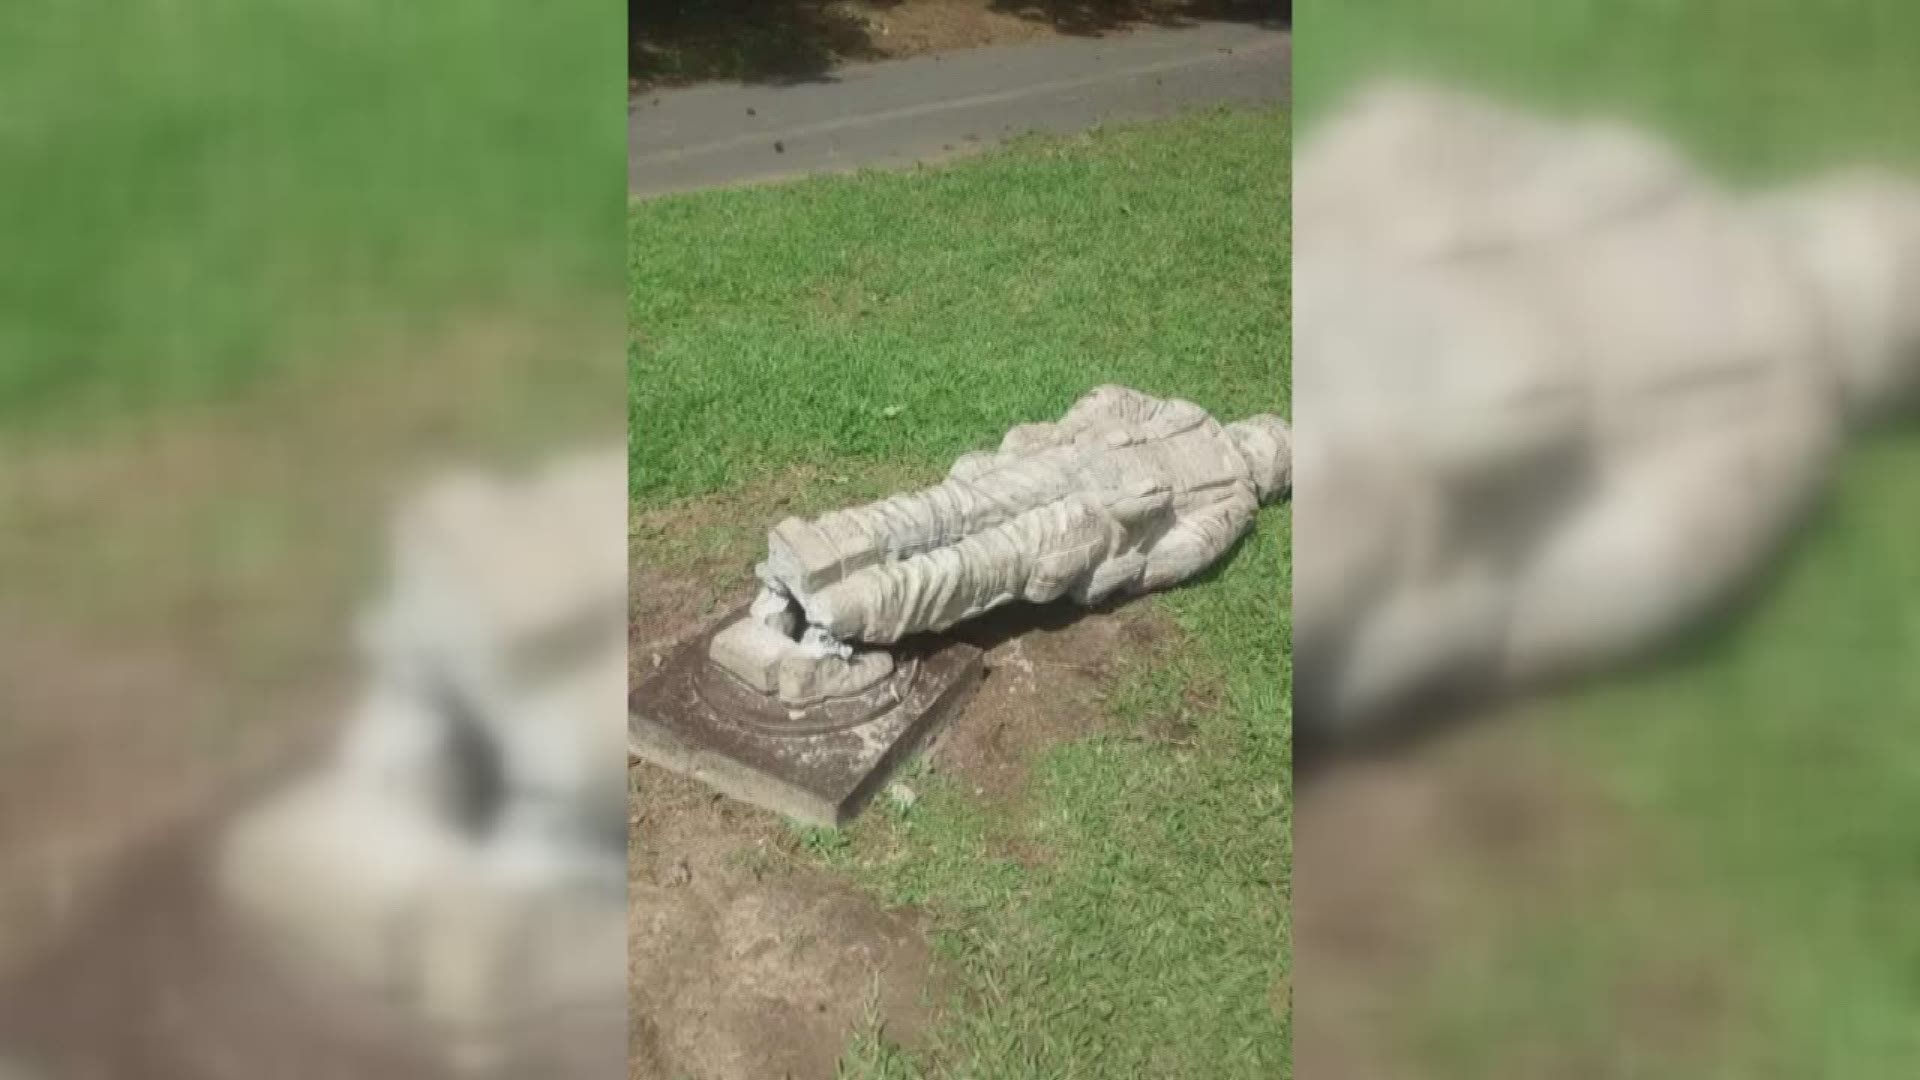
[1295,0,1920,181]
[631,108,1290,1077]
[0,0,626,665]
[1299,1,1920,1076]
[0,1,625,439]
[0,0,627,895]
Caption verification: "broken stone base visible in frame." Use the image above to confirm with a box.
[629,606,984,827]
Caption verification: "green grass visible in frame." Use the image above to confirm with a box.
[0,1,624,439]
[630,108,1291,1078]
[630,107,1290,502]
[0,1,627,728]
[1296,0,1920,181]
[1300,2,1920,1076]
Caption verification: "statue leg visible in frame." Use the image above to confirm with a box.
[802,494,1125,643]
[764,464,1079,596]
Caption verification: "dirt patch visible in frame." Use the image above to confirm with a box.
[934,599,1182,802]
[629,567,738,685]
[629,554,941,1080]
[835,0,1058,57]
[0,792,460,1080]
[0,616,336,974]
[0,571,595,1077]
[630,765,940,1080]
[0,789,625,1080]
[1292,716,1745,1080]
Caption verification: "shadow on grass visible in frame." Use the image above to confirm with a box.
[630,0,1289,90]
[0,729,466,1080]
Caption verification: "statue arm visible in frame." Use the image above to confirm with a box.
[1059,385,1211,439]
[997,386,1210,455]
[1139,486,1260,592]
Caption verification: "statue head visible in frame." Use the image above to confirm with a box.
[1225,415,1293,503]
[1764,170,1920,425]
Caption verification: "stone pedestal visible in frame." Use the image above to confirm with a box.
[629,605,984,827]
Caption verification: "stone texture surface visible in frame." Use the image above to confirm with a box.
[708,599,897,706]
[632,605,984,827]
[760,385,1290,646]
[1293,81,1920,735]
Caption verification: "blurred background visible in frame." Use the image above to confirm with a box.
[0,2,625,1076]
[1293,2,1920,1078]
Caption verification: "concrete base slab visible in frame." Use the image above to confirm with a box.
[629,606,984,827]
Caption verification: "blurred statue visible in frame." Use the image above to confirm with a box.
[708,386,1292,703]
[1294,82,1920,736]
[334,446,629,883]
[217,446,628,1076]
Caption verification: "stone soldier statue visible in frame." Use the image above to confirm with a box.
[1292,81,1920,736]
[709,386,1291,702]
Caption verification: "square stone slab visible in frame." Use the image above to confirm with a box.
[630,605,984,827]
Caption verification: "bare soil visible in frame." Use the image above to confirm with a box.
[630,765,941,1080]
[0,613,339,975]
[935,597,1180,802]
[630,564,939,1080]
[0,799,464,1080]
[823,0,1060,59]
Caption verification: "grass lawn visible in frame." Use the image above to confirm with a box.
[630,107,1291,1078]
[0,0,622,441]
[1298,2,1920,1076]
[0,2,624,973]
[1,0,624,650]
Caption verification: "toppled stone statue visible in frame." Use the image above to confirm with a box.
[633,387,1290,826]
[710,385,1292,702]
[218,446,628,1076]
[1293,81,1920,737]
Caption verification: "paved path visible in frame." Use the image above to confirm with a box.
[630,21,1290,198]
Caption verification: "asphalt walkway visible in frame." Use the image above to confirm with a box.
[629,21,1290,197]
